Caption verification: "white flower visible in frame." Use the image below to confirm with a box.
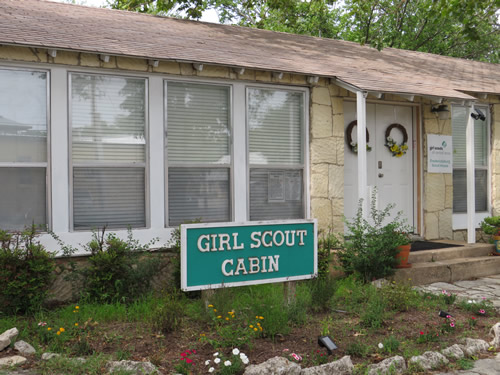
[208,367,215,373]
[232,348,240,355]
[224,360,232,366]
[242,357,249,365]
[214,358,221,364]
[213,352,219,357]
[239,353,247,359]
[205,360,211,365]
[378,343,384,349]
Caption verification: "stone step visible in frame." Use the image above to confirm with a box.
[408,243,494,263]
[394,254,500,286]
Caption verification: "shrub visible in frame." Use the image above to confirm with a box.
[0,225,55,315]
[334,190,413,283]
[150,293,185,333]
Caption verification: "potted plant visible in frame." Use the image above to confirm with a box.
[394,231,412,269]
[480,216,500,256]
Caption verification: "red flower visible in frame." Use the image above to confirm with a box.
[419,331,424,335]
[471,317,476,320]
[186,358,193,364]
[181,352,187,357]
[192,349,197,354]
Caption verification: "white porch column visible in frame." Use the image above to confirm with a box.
[466,103,476,243]
[356,91,368,216]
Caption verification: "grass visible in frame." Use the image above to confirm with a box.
[0,276,498,374]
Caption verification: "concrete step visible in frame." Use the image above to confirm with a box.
[394,243,500,286]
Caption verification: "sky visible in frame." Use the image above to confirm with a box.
[51,0,220,23]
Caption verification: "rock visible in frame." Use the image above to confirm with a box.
[41,352,61,360]
[409,351,449,371]
[0,355,27,368]
[244,356,301,375]
[441,344,465,359]
[460,338,489,356]
[300,356,353,375]
[489,322,500,349]
[106,360,158,374]
[367,356,406,375]
[14,340,36,356]
[0,328,19,351]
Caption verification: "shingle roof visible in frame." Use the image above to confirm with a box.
[1,0,499,100]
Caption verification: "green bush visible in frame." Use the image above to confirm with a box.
[334,191,413,283]
[0,226,55,315]
[150,293,185,333]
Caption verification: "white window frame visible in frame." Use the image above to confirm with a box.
[452,104,491,230]
[68,71,150,231]
[0,65,51,230]
[245,85,309,221]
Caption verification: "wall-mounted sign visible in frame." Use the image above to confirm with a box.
[181,220,317,291]
[427,134,453,173]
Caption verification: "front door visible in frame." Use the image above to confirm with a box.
[344,102,414,227]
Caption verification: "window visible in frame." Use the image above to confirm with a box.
[166,81,231,226]
[70,73,147,229]
[0,68,48,230]
[452,105,489,213]
[247,88,305,220]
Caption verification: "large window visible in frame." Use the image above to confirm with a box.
[248,88,305,220]
[452,106,489,213]
[166,81,231,226]
[70,73,147,229]
[0,68,48,230]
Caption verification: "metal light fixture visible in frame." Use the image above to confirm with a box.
[438,310,452,318]
[471,108,486,121]
[318,335,338,355]
[431,104,450,120]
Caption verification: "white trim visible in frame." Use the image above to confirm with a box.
[233,83,247,221]
[356,91,368,216]
[466,103,476,243]
[453,212,489,230]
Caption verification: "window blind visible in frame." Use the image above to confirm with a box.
[248,88,303,165]
[73,168,145,229]
[167,82,230,164]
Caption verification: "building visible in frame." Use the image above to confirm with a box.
[0,0,499,254]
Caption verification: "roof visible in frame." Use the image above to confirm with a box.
[0,0,499,100]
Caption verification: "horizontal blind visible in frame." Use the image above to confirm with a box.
[249,169,303,220]
[73,168,145,229]
[71,74,145,163]
[452,169,488,213]
[167,82,230,164]
[452,106,488,168]
[0,69,47,163]
[248,88,303,165]
[0,167,46,230]
[168,168,230,226]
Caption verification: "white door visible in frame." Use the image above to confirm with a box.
[344,102,414,227]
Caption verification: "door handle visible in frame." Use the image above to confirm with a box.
[378,173,384,178]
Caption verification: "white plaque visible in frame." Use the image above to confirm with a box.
[427,134,453,173]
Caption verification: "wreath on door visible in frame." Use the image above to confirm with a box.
[385,123,408,157]
[346,120,372,153]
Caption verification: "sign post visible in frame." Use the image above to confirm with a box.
[180,220,317,292]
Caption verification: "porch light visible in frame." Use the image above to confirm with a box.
[471,108,486,121]
[318,335,337,355]
[431,104,449,120]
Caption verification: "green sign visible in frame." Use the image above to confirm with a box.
[181,220,317,291]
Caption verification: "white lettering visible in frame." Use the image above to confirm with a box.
[296,230,307,245]
[221,259,234,276]
[268,255,280,272]
[273,230,284,247]
[232,233,244,250]
[250,231,261,248]
[218,233,231,251]
[197,234,210,252]
[248,257,260,274]
[235,258,248,275]
[285,230,296,246]
[262,231,273,247]
[210,234,218,252]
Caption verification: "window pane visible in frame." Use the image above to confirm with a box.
[249,168,303,220]
[248,88,303,165]
[452,169,487,213]
[167,82,230,164]
[0,168,46,229]
[452,106,488,169]
[73,168,145,229]
[71,74,146,163]
[0,69,47,163]
[168,168,230,226]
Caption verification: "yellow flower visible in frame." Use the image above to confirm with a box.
[75,306,79,310]
[217,315,222,319]
[200,333,206,337]
[47,327,52,331]
[390,145,398,152]
[213,309,217,312]
[401,144,408,150]
[74,323,79,327]
[249,325,254,328]
[225,317,229,321]
[59,327,65,332]
[259,316,264,320]
[56,331,61,336]
[254,327,258,332]
[73,310,77,313]
[208,304,213,308]
[259,326,263,331]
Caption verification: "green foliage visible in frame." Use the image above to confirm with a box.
[38,353,119,375]
[0,225,56,315]
[150,292,185,333]
[480,215,500,241]
[318,229,335,279]
[380,281,422,312]
[360,297,386,329]
[334,192,413,283]
[382,335,400,354]
[346,340,370,357]
[309,276,336,313]
[56,228,161,304]
[456,357,474,370]
[458,298,493,315]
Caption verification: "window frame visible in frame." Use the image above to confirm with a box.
[68,71,150,231]
[0,65,51,230]
[245,85,308,221]
[164,79,234,227]
[451,104,491,230]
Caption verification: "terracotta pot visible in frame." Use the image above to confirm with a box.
[493,236,500,256]
[395,244,412,268]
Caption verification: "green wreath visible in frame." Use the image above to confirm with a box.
[346,120,372,153]
[385,123,408,157]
